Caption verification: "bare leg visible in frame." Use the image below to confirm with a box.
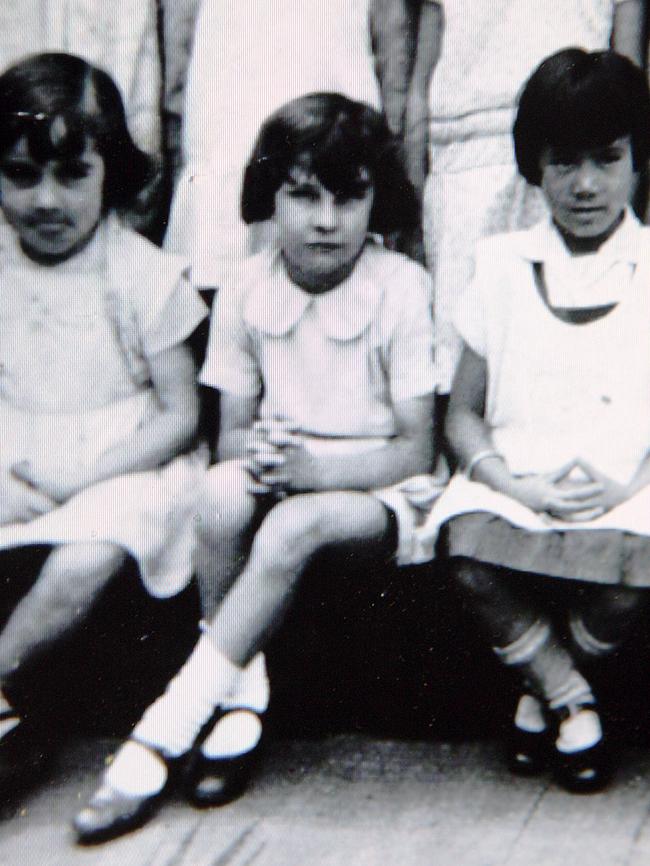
[203,491,391,665]
[120,493,390,756]
[194,461,273,730]
[87,491,391,809]
[569,585,647,661]
[0,542,125,684]
[452,557,597,723]
[194,461,269,617]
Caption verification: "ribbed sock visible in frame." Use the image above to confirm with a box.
[494,619,600,752]
[569,614,619,659]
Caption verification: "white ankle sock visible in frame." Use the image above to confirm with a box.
[514,694,546,733]
[132,635,242,757]
[556,709,602,754]
[222,653,269,715]
[104,740,169,797]
[201,710,263,759]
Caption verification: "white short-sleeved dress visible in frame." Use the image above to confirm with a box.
[164,0,381,288]
[200,241,442,564]
[417,212,650,585]
[421,0,626,391]
[0,218,207,597]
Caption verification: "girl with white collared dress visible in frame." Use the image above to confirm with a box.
[420,49,650,793]
[76,93,440,842]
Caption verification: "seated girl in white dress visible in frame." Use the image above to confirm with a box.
[421,49,650,792]
[75,92,440,842]
[0,52,206,780]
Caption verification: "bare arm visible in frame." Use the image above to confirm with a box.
[15,344,200,502]
[370,0,416,136]
[404,0,443,196]
[612,0,644,66]
[93,344,199,476]
[258,393,435,493]
[216,392,262,462]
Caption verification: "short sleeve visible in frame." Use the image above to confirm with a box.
[386,263,438,402]
[199,285,262,397]
[141,271,207,357]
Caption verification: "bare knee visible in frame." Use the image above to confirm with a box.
[588,586,646,623]
[33,542,125,609]
[251,494,362,571]
[452,557,501,598]
[195,461,258,548]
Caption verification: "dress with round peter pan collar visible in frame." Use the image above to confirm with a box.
[200,241,438,440]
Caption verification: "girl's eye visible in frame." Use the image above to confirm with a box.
[55,161,92,183]
[1,163,41,187]
[288,187,319,202]
[549,152,579,169]
[598,148,623,165]
[335,184,372,205]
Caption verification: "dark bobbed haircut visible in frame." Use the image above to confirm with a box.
[0,52,153,209]
[241,92,419,234]
[514,49,650,187]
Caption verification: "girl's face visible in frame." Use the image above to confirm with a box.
[273,163,374,293]
[0,136,104,263]
[539,136,636,250]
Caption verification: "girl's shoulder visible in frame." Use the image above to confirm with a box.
[105,218,199,330]
[359,241,432,295]
[108,219,188,276]
[107,218,190,296]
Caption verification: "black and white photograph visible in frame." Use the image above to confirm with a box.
[1,2,650,864]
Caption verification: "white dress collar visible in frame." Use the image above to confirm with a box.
[243,243,383,341]
[515,209,645,308]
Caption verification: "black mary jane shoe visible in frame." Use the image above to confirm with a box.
[507,725,548,777]
[549,704,612,795]
[73,740,181,845]
[553,738,611,794]
[185,708,264,808]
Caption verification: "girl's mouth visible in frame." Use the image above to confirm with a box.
[35,221,69,233]
[307,242,341,252]
[570,206,605,215]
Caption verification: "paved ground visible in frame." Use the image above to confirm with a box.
[2,735,650,866]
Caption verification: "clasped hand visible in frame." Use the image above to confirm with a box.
[1,465,57,524]
[244,417,314,495]
[7,460,90,509]
[508,459,628,521]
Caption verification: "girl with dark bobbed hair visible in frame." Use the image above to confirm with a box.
[0,51,206,792]
[513,48,650,188]
[76,92,437,843]
[0,52,153,212]
[240,91,420,234]
[421,49,650,794]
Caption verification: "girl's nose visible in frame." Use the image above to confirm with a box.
[311,196,338,231]
[33,173,61,209]
[571,160,599,196]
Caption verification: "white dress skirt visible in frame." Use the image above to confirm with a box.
[0,394,206,598]
[415,217,650,586]
[0,219,207,598]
